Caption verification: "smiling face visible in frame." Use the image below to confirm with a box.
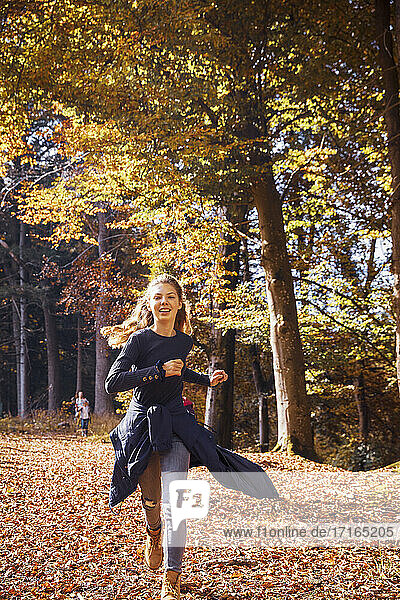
[147,282,183,326]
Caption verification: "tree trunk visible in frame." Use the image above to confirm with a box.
[95,209,113,414]
[250,343,271,452]
[5,361,14,416]
[76,312,82,393]
[204,203,247,448]
[11,298,21,411]
[19,221,28,418]
[3,219,21,415]
[19,295,27,417]
[353,369,369,441]
[43,299,61,412]
[364,238,376,297]
[376,0,400,397]
[253,176,314,458]
[205,326,236,447]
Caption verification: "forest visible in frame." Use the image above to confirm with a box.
[3,2,400,600]
[1,0,400,474]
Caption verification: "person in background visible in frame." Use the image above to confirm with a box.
[74,391,83,419]
[78,397,90,437]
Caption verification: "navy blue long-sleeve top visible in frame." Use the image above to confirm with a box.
[104,326,210,405]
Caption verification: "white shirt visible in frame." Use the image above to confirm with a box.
[80,402,90,419]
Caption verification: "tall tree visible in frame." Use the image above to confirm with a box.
[42,297,61,412]
[254,176,313,454]
[94,208,113,414]
[250,343,271,452]
[204,203,247,447]
[76,312,82,394]
[375,0,400,396]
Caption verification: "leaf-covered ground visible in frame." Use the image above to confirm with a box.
[1,433,399,600]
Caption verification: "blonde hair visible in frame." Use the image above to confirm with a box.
[101,273,192,348]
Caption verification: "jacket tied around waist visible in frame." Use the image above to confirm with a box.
[109,399,279,508]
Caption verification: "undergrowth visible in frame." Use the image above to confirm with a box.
[0,410,121,442]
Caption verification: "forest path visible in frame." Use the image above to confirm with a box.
[0,433,399,599]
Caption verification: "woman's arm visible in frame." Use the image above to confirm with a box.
[104,334,163,394]
[182,366,211,387]
[182,367,229,387]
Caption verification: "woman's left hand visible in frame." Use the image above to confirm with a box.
[210,370,228,386]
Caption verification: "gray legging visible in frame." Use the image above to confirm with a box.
[138,433,190,573]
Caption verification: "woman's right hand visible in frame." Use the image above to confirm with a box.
[163,359,184,377]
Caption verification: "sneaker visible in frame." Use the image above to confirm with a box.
[144,525,163,570]
[161,570,180,600]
